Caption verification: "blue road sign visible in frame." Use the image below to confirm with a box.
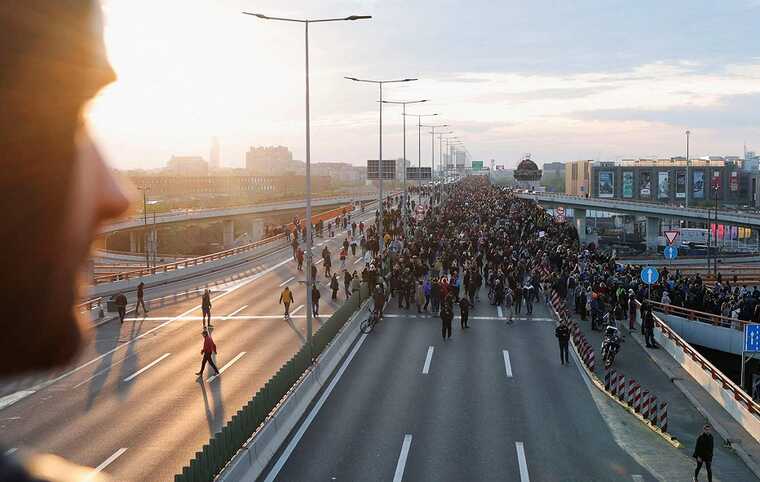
[745,324,760,353]
[664,246,678,260]
[641,267,659,285]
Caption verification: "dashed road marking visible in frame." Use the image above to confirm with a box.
[497,306,503,318]
[516,442,530,482]
[503,350,513,378]
[123,353,170,382]
[4,448,17,456]
[279,276,295,287]
[208,351,246,382]
[422,346,434,374]
[632,476,644,482]
[224,305,248,319]
[89,447,127,479]
[0,391,35,411]
[393,434,413,482]
[291,304,304,316]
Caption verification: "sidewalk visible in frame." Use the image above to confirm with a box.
[566,300,760,480]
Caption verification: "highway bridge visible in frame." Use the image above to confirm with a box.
[3,192,760,482]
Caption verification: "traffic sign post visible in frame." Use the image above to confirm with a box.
[664,230,679,245]
[641,266,659,300]
[742,324,760,389]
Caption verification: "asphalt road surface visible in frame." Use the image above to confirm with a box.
[0,208,376,481]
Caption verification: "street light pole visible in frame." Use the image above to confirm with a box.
[138,187,150,268]
[245,12,370,351]
[424,124,448,202]
[403,113,438,204]
[686,130,691,208]
[380,99,428,215]
[345,76,418,253]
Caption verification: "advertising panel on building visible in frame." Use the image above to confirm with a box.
[598,171,614,198]
[730,171,739,192]
[640,172,651,197]
[693,171,704,199]
[658,171,669,199]
[622,171,633,198]
[711,170,721,195]
[676,171,686,198]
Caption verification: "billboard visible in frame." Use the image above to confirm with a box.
[471,160,484,170]
[622,171,633,198]
[640,172,651,198]
[406,167,432,180]
[676,171,686,198]
[367,160,396,180]
[598,171,614,198]
[711,170,721,195]
[693,171,704,199]
[658,171,669,199]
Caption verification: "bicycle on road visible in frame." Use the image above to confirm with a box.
[360,308,381,334]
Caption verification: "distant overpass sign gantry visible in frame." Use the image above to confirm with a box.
[367,160,396,180]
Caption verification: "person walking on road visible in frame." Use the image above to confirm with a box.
[135,281,149,316]
[643,307,657,348]
[504,287,514,325]
[201,289,212,328]
[440,298,454,341]
[415,280,426,313]
[196,330,220,377]
[322,246,332,279]
[523,282,534,315]
[693,424,714,482]
[296,247,304,272]
[373,285,385,319]
[330,273,339,301]
[279,286,293,319]
[343,270,352,299]
[312,283,321,317]
[458,296,471,329]
[114,291,128,324]
[555,322,571,365]
[627,290,637,332]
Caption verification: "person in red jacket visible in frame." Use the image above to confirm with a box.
[196,330,220,377]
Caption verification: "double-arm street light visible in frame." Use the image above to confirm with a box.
[345,76,418,252]
[422,124,448,198]
[403,112,438,203]
[381,99,428,212]
[244,11,371,350]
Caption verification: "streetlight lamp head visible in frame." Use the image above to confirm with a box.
[403,78,418,82]
[344,76,360,81]
[345,15,372,20]
[243,12,269,19]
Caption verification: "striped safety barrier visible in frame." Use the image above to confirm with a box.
[633,383,642,413]
[627,379,637,405]
[640,390,650,419]
[659,401,668,433]
[648,395,658,424]
[617,374,626,401]
[604,370,613,391]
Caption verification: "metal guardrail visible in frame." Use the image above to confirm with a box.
[638,299,760,416]
[647,300,745,330]
[92,204,353,284]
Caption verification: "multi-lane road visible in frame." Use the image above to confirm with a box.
[0,208,377,481]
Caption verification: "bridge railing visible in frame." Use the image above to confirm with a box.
[92,203,353,284]
[647,300,745,330]
[639,299,760,417]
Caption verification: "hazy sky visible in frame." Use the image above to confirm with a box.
[87,0,760,170]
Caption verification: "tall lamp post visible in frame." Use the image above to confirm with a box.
[137,187,150,268]
[381,99,428,214]
[403,112,438,203]
[686,130,691,208]
[345,76,418,252]
[244,12,371,351]
[423,124,448,200]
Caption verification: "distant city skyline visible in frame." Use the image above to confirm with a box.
[87,0,760,170]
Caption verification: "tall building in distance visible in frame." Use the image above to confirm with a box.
[245,145,296,174]
[209,137,220,169]
[166,155,208,176]
[565,160,593,195]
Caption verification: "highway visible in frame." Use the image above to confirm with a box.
[0,208,377,481]
[264,299,666,482]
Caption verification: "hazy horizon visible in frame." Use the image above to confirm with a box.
[87,0,760,171]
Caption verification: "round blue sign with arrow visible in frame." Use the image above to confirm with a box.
[641,266,659,285]
[664,246,678,260]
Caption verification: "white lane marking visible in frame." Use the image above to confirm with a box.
[278,276,295,287]
[4,448,17,456]
[263,331,369,482]
[0,390,36,411]
[503,350,513,378]
[516,442,530,482]
[393,434,413,482]
[632,476,644,482]
[122,314,337,321]
[315,258,324,265]
[353,257,364,265]
[422,346,434,374]
[72,356,130,390]
[224,305,248,319]
[497,306,503,318]
[123,353,170,382]
[0,255,294,410]
[208,351,246,382]
[291,304,304,315]
[88,448,127,479]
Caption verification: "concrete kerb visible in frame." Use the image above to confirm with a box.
[547,293,682,448]
[632,318,760,479]
[217,297,372,482]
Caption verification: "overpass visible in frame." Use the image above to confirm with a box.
[516,191,760,250]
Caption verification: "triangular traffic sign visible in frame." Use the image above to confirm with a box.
[664,230,679,245]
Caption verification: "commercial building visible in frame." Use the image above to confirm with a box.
[311,162,365,184]
[589,158,753,206]
[565,160,592,196]
[166,156,209,176]
[542,162,565,176]
[245,145,301,174]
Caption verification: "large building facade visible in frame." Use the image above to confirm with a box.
[565,160,592,196]
[245,145,300,174]
[589,158,753,206]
